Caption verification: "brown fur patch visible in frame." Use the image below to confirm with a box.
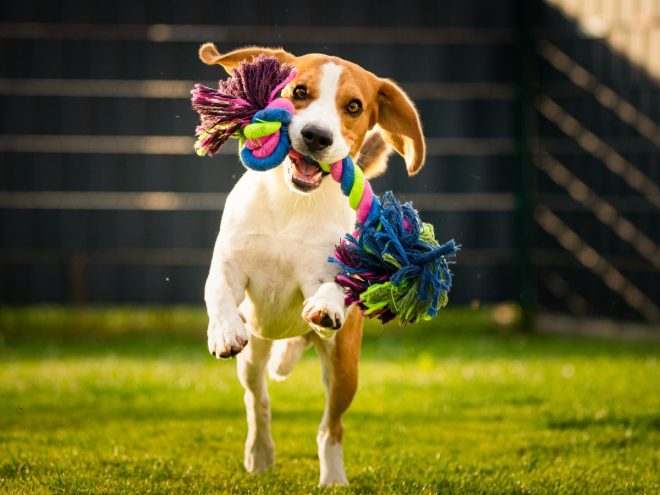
[198,43,295,74]
[326,306,363,442]
[357,130,392,179]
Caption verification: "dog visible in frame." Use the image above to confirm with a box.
[200,43,425,486]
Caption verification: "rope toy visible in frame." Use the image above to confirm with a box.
[192,55,458,325]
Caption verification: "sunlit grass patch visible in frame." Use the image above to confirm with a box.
[0,306,658,494]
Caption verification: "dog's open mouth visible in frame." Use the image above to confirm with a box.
[288,150,328,192]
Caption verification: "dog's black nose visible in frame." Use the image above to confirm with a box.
[301,125,333,152]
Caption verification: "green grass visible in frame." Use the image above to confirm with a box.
[0,306,658,494]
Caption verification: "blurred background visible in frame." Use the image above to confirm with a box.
[1,3,659,493]
[1,0,658,329]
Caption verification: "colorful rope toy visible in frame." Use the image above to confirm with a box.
[192,55,458,325]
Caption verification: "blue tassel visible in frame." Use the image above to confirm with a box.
[330,191,459,324]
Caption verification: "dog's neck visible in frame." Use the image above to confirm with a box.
[243,157,355,233]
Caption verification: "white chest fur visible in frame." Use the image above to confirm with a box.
[212,161,355,339]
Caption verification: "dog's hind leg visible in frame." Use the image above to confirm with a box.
[236,333,275,473]
[312,307,363,486]
[267,334,313,381]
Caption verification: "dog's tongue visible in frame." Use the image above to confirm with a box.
[290,152,322,184]
[295,159,320,177]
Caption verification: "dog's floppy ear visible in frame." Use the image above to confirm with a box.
[376,79,426,175]
[199,43,295,74]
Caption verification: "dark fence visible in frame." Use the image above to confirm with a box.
[0,0,658,326]
[532,0,659,324]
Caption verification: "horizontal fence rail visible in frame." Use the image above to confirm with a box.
[0,78,515,101]
[0,191,515,212]
[0,135,516,156]
[0,22,516,44]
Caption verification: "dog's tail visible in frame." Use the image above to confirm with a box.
[267,334,313,381]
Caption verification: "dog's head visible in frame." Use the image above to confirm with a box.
[199,44,425,194]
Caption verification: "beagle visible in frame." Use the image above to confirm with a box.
[200,43,425,486]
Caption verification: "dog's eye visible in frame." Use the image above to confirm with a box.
[293,85,307,100]
[346,99,362,115]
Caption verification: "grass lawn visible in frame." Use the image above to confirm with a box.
[0,307,658,494]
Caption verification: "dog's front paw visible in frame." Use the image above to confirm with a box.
[207,313,248,359]
[302,296,345,337]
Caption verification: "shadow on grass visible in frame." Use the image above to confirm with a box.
[3,398,511,432]
[0,404,247,431]
[547,413,660,431]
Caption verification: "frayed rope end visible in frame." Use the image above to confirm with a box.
[330,191,459,325]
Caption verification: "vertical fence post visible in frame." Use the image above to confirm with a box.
[514,0,536,330]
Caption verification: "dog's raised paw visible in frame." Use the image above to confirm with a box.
[207,314,248,359]
[302,297,345,333]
